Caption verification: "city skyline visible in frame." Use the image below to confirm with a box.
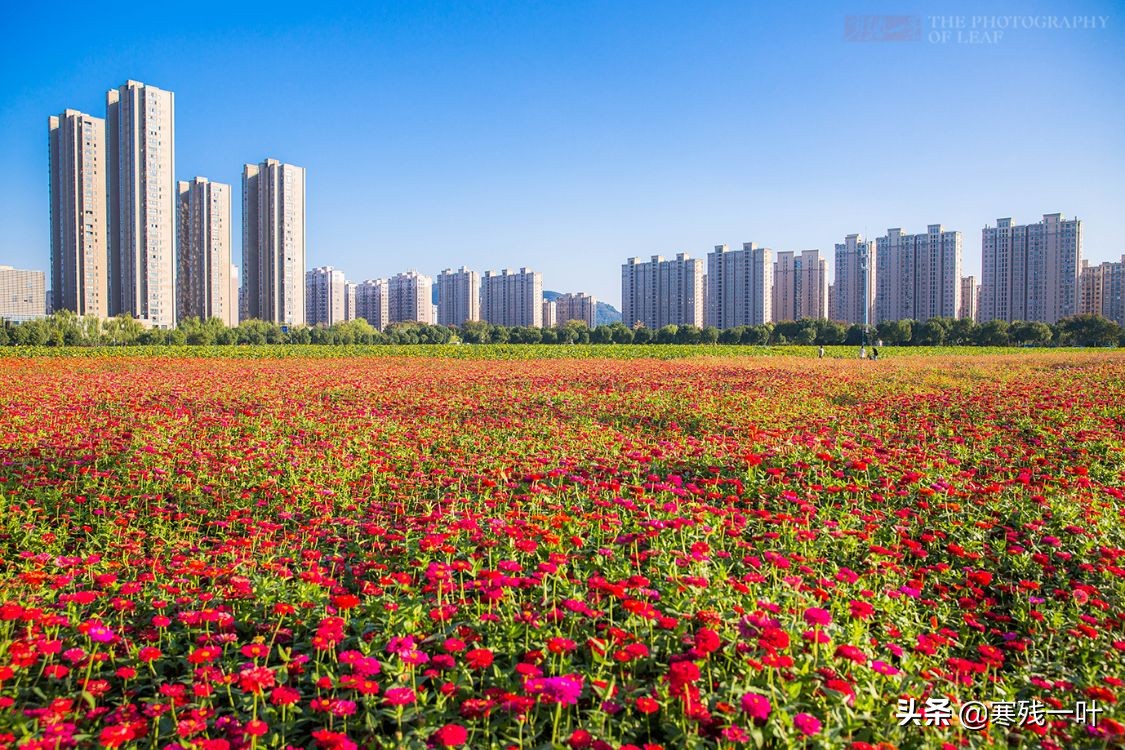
[1,2,1122,307]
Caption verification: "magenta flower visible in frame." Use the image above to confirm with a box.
[803,607,831,627]
[794,712,822,736]
[525,674,584,706]
[740,692,771,722]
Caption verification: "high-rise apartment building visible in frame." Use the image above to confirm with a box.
[242,159,306,326]
[107,80,176,328]
[706,243,771,328]
[621,253,704,329]
[1102,257,1125,328]
[771,249,828,322]
[542,299,557,328]
[0,267,47,322]
[980,213,1081,324]
[437,267,480,327]
[176,177,236,326]
[554,292,597,328]
[875,225,961,323]
[343,282,357,322]
[305,266,346,326]
[388,271,433,324]
[480,268,543,328]
[353,279,389,330]
[959,276,978,321]
[48,109,107,319]
[833,234,877,325]
[229,266,240,327]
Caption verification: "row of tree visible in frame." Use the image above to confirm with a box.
[1,310,1122,347]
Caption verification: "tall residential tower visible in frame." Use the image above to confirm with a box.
[48,109,108,319]
[176,177,236,326]
[107,80,176,327]
[243,159,306,326]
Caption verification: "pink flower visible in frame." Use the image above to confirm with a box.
[384,687,416,706]
[794,712,822,736]
[740,692,771,722]
[803,607,831,627]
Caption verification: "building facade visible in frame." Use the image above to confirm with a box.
[706,243,771,328]
[0,267,47,322]
[959,276,978,321]
[343,282,357,322]
[833,234,877,325]
[874,225,961,323]
[980,213,1082,324]
[176,177,236,326]
[554,292,596,328]
[388,271,433,324]
[242,159,306,325]
[621,253,704,329]
[437,267,480,327]
[305,266,346,326]
[353,279,389,330]
[480,268,543,328]
[48,109,108,319]
[542,299,556,328]
[107,80,176,327]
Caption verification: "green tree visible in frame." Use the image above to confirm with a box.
[654,325,678,344]
[1057,314,1120,346]
[975,319,1010,346]
[946,318,977,345]
[815,320,846,345]
[876,319,913,345]
[632,327,653,344]
[589,325,613,344]
[1009,320,1052,346]
[913,318,951,346]
[459,320,491,344]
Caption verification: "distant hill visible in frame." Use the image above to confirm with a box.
[543,290,622,326]
[429,288,622,326]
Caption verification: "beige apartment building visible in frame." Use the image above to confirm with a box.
[480,268,543,328]
[554,292,596,328]
[875,225,962,323]
[305,266,347,326]
[621,253,704,329]
[0,267,46,322]
[352,279,389,330]
[980,213,1081,324]
[706,243,771,328]
[243,159,306,326]
[48,109,107,319]
[959,276,978,321]
[176,177,236,326]
[542,299,557,328]
[388,271,433,324]
[107,80,176,328]
[437,267,480,327]
[833,234,877,325]
[772,249,827,322]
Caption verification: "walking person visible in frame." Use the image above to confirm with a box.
[872,347,879,361]
[818,345,825,359]
[860,345,867,360]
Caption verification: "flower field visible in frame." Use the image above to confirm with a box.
[1,350,1124,749]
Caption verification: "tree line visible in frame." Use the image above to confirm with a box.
[0,310,1121,347]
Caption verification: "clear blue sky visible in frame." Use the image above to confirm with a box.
[1,0,1122,308]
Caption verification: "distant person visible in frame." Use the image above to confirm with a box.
[872,347,879,361]
[860,345,867,359]
[818,345,825,359]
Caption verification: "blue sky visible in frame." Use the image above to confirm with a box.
[1,0,1122,307]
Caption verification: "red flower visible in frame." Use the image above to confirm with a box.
[431,724,468,747]
[465,648,494,670]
